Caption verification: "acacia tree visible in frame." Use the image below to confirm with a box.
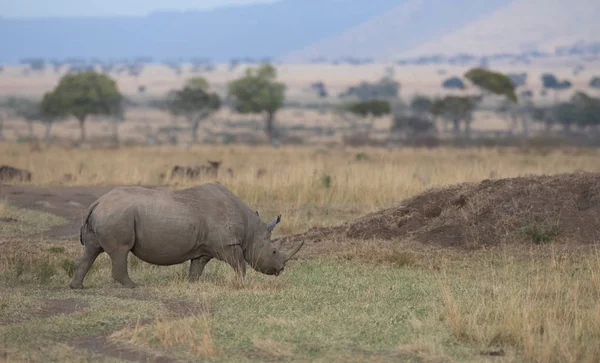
[344,99,391,128]
[432,96,475,139]
[339,76,400,100]
[39,91,68,141]
[465,67,520,136]
[389,96,436,137]
[13,98,40,141]
[227,64,286,145]
[561,92,600,135]
[167,77,221,143]
[340,99,390,144]
[410,96,433,119]
[441,77,465,90]
[465,67,517,103]
[49,71,122,142]
[542,73,572,103]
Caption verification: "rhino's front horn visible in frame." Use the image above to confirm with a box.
[284,240,305,262]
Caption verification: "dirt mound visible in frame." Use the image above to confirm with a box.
[281,172,600,249]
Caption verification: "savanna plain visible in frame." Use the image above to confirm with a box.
[1,143,600,363]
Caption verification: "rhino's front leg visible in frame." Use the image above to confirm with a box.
[189,255,212,282]
[224,246,246,279]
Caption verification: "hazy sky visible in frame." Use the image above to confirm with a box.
[0,0,277,18]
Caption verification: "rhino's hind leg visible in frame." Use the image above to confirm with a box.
[189,256,212,282]
[69,244,103,289]
[108,249,138,288]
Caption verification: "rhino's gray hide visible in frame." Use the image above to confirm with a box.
[69,183,303,289]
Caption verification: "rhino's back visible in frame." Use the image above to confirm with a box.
[172,183,253,218]
[90,184,250,265]
[172,183,254,241]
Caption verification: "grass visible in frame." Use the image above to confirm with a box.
[438,247,600,363]
[1,143,600,361]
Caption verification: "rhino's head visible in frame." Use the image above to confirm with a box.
[245,213,304,276]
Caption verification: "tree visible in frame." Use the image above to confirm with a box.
[311,81,328,98]
[340,99,390,143]
[21,58,46,72]
[227,64,285,145]
[553,102,578,133]
[507,73,527,88]
[432,96,475,139]
[410,96,433,118]
[39,91,68,141]
[339,77,399,101]
[12,98,40,141]
[541,73,572,102]
[392,96,436,137]
[570,92,600,132]
[441,77,465,90]
[532,92,600,136]
[465,68,517,103]
[344,99,390,118]
[109,100,126,145]
[465,67,526,138]
[167,77,221,143]
[49,71,122,142]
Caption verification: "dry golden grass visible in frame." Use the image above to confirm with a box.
[437,247,600,363]
[2,142,600,234]
[111,314,219,359]
[2,145,599,195]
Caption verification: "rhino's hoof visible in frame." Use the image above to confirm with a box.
[69,282,84,289]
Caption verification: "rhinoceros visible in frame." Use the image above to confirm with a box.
[68,183,304,289]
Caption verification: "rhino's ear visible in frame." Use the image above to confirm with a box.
[266,215,281,232]
[256,211,259,217]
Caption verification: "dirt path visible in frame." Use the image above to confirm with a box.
[0,184,115,239]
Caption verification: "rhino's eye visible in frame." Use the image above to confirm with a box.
[272,250,276,255]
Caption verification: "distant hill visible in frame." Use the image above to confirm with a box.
[282,0,510,62]
[285,0,600,62]
[0,0,399,63]
[2,0,598,64]
[402,0,600,58]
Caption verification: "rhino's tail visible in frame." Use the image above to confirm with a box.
[80,200,100,245]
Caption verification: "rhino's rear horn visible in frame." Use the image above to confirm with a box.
[266,215,281,231]
[284,240,304,262]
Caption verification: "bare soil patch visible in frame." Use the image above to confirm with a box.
[0,298,90,325]
[70,335,178,363]
[279,172,600,249]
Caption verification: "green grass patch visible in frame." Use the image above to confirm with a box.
[0,200,68,239]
